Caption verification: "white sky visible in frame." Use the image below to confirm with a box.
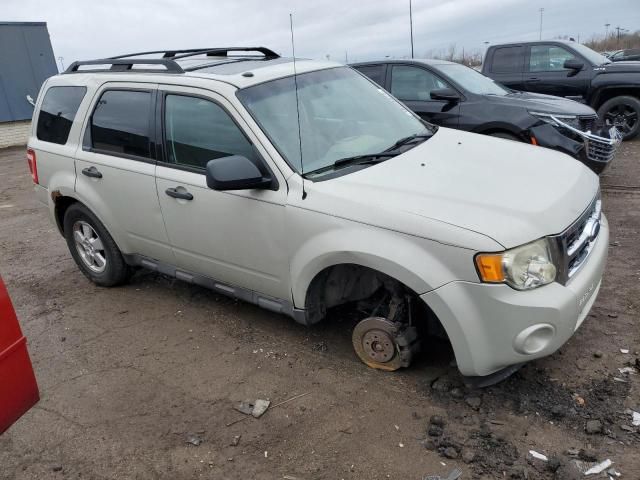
[3,0,640,69]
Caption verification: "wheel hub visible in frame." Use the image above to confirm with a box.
[362,329,395,363]
[352,317,419,371]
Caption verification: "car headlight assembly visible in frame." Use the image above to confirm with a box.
[529,111,580,130]
[475,238,557,290]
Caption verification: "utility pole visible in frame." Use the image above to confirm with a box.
[615,26,628,48]
[409,0,414,59]
[539,7,544,40]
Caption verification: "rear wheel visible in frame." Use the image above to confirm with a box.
[63,204,130,286]
[597,95,640,140]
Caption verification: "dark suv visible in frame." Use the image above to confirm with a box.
[609,49,640,62]
[353,59,620,173]
[482,40,640,140]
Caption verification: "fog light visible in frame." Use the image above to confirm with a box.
[513,324,555,355]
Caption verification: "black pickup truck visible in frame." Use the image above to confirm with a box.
[482,40,640,140]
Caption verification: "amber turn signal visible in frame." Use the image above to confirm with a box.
[475,254,505,283]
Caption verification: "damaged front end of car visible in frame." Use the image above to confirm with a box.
[529,113,622,174]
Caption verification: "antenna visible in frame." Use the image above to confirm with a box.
[290,13,307,199]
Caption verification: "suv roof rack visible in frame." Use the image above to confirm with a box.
[62,47,280,75]
[110,47,280,60]
[64,58,184,74]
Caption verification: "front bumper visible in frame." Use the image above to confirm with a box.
[421,214,609,377]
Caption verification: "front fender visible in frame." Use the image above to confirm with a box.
[530,123,583,158]
[290,223,480,309]
[589,82,640,107]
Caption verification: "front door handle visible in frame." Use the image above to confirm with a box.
[165,187,194,201]
[81,166,103,179]
[526,77,540,82]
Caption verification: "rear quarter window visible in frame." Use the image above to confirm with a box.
[355,65,387,87]
[36,86,87,145]
[490,46,524,73]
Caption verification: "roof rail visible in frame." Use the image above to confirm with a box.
[63,58,184,74]
[110,47,280,60]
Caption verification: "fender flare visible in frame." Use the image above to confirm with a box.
[290,227,466,309]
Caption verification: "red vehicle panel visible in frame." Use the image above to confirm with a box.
[0,277,39,434]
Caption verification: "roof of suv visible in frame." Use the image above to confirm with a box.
[62,48,342,89]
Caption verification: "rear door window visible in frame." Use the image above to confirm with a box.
[354,65,387,87]
[490,46,524,73]
[90,90,153,158]
[36,86,86,145]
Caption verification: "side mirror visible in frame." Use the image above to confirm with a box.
[205,156,273,191]
[430,88,461,103]
[563,59,584,76]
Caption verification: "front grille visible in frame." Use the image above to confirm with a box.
[585,128,622,163]
[578,115,596,133]
[551,115,622,165]
[550,192,602,285]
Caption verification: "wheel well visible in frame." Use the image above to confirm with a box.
[592,88,640,109]
[304,263,446,336]
[477,128,523,141]
[52,194,78,235]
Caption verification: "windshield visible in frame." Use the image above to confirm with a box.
[435,63,509,96]
[571,43,611,65]
[237,67,431,175]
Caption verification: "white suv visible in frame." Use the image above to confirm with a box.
[28,47,608,381]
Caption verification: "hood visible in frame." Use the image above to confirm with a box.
[600,61,640,74]
[307,128,599,250]
[487,91,596,116]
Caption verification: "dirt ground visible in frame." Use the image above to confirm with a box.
[0,141,639,480]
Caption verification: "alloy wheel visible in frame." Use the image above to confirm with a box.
[604,104,638,135]
[72,221,107,273]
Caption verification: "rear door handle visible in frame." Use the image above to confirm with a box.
[165,187,194,201]
[526,77,540,82]
[81,166,102,179]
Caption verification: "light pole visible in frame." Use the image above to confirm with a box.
[409,0,414,59]
[615,26,628,49]
[57,56,65,71]
[605,23,610,38]
[539,7,544,40]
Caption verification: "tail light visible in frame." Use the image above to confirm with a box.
[26,148,38,184]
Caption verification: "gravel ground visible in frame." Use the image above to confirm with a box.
[0,141,638,480]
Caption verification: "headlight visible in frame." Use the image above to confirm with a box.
[475,238,557,290]
[529,111,580,129]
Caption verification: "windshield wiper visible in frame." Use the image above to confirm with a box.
[304,132,433,177]
[383,133,432,152]
[333,152,398,168]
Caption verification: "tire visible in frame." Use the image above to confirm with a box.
[597,95,640,141]
[488,131,521,142]
[63,203,130,287]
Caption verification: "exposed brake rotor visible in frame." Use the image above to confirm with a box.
[352,317,419,371]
